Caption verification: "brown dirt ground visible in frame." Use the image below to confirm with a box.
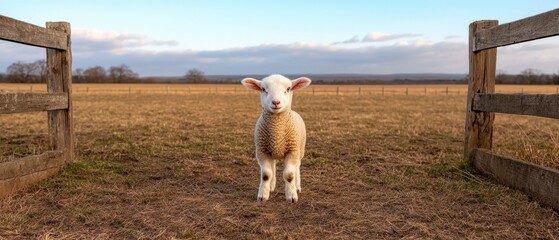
[1,90,558,239]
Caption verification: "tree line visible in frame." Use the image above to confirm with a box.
[0,60,207,84]
[496,69,559,84]
[1,60,559,84]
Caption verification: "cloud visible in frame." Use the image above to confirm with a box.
[334,32,421,45]
[363,33,422,42]
[72,29,179,55]
[1,28,559,76]
[63,40,468,76]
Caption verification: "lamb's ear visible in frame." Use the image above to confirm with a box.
[241,78,262,91]
[291,77,311,91]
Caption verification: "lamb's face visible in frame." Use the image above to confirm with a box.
[241,74,311,114]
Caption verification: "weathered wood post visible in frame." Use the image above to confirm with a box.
[464,20,498,161]
[46,22,73,163]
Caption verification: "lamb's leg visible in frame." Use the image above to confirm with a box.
[295,158,301,193]
[283,154,299,203]
[257,157,273,201]
[270,160,277,192]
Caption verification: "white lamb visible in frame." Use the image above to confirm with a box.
[241,74,311,203]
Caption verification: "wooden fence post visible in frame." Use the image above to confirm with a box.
[46,22,73,163]
[464,20,498,161]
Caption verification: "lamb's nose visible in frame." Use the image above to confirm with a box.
[272,100,280,106]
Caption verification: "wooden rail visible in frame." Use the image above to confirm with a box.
[0,92,68,114]
[473,93,559,119]
[465,10,559,210]
[0,15,68,50]
[0,16,73,197]
[474,8,559,51]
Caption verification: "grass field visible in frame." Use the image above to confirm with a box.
[0,84,558,239]
[1,83,559,96]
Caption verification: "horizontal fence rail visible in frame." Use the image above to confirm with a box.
[474,8,559,51]
[0,92,68,114]
[473,93,559,119]
[0,15,68,50]
[0,151,65,181]
[471,149,559,210]
[0,151,66,198]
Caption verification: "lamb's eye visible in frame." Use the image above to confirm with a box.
[262,88,267,93]
[286,87,291,92]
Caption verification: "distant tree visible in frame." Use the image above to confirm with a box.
[4,60,46,83]
[518,68,542,84]
[83,66,107,83]
[551,71,559,85]
[185,68,206,83]
[7,61,35,83]
[32,60,46,83]
[73,68,85,83]
[496,70,509,84]
[109,64,139,83]
[0,73,5,83]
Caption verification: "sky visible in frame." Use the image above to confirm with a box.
[1,1,558,77]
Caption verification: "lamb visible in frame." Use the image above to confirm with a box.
[241,74,311,203]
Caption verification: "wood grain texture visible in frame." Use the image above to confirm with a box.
[464,20,497,160]
[0,92,68,114]
[0,166,62,198]
[471,148,559,210]
[0,15,68,50]
[46,22,74,163]
[474,93,559,119]
[0,151,65,180]
[475,8,559,51]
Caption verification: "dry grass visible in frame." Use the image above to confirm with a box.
[0,85,558,239]
[1,83,558,96]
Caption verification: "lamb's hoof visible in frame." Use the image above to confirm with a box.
[257,196,268,202]
[297,188,301,193]
[286,196,298,203]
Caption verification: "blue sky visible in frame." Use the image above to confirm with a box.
[1,1,558,76]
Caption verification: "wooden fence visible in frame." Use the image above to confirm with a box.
[464,9,559,210]
[0,15,73,197]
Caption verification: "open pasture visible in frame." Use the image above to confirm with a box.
[1,83,558,96]
[0,84,558,239]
